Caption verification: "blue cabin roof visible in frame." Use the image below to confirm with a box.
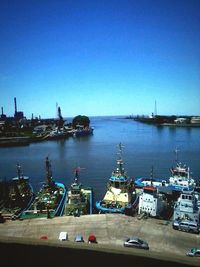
[109,176,128,182]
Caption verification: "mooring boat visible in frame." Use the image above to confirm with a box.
[138,185,168,218]
[95,143,135,213]
[0,163,34,220]
[64,167,93,216]
[73,125,93,137]
[168,162,196,191]
[134,167,165,189]
[20,157,66,219]
[173,190,200,223]
[135,150,196,193]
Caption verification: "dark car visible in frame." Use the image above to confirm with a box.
[123,237,149,250]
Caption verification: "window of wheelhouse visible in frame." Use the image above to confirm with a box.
[115,181,120,188]
[72,189,80,195]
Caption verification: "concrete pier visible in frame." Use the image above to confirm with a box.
[0,214,199,266]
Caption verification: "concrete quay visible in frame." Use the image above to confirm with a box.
[0,214,199,266]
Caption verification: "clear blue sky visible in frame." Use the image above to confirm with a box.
[0,0,200,118]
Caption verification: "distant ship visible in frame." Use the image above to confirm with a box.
[20,157,67,219]
[64,167,93,216]
[0,163,34,220]
[73,125,93,137]
[95,143,136,213]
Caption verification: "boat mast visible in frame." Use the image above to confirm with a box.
[45,157,52,185]
[187,166,190,180]
[174,148,179,164]
[74,167,80,183]
[117,143,125,175]
[73,166,85,183]
[150,166,154,186]
[16,163,23,180]
[154,100,157,116]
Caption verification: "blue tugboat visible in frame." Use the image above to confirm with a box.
[159,149,196,193]
[95,143,136,213]
[135,149,196,193]
[20,157,67,219]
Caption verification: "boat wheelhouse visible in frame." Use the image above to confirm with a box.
[95,143,135,213]
[173,190,200,224]
[168,149,196,192]
[0,163,34,220]
[168,163,196,191]
[20,157,66,219]
[64,167,93,216]
[138,185,168,218]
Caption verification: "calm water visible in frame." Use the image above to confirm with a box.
[0,116,200,202]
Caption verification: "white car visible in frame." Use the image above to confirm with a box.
[124,237,149,250]
[58,232,68,241]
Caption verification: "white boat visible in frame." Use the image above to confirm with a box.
[168,162,196,190]
[168,148,196,191]
[173,190,200,223]
[135,149,196,195]
[190,116,200,124]
[138,186,168,218]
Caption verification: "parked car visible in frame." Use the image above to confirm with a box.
[186,248,200,257]
[88,234,97,244]
[172,220,180,230]
[74,234,84,242]
[172,220,199,234]
[58,232,68,241]
[123,237,149,250]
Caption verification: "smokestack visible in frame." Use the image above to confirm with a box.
[14,97,17,114]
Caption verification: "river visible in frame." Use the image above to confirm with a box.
[0,116,200,202]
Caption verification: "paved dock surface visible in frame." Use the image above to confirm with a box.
[0,214,199,266]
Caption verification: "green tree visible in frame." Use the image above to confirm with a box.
[72,115,90,128]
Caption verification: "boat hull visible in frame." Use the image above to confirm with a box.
[95,200,126,213]
[134,177,195,192]
[73,128,93,137]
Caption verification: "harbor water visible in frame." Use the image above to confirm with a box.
[0,116,200,202]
